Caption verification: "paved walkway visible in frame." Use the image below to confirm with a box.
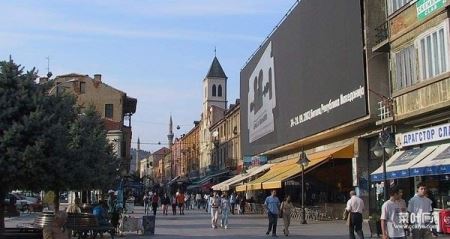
[5,206,450,238]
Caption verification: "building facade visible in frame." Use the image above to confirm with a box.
[369,0,450,212]
[236,0,392,218]
[209,100,241,174]
[51,73,137,174]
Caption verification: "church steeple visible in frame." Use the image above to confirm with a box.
[203,55,228,112]
[206,56,227,79]
[167,115,174,147]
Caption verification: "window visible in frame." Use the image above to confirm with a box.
[218,85,222,97]
[387,0,413,16]
[105,104,113,118]
[79,82,86,94]
[212,84,216,96]
[417,21,449,81]
[393,45,417,90]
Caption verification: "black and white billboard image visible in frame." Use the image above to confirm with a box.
[241,0,368,156]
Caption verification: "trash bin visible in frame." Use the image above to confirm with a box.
[440,209,450,234]
[142,215,155,235]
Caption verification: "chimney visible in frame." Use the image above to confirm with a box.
[39,77,48,84]
[94,74,102,82]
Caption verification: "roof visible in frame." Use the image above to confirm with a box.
[153,147,170,156]
[55,73,88,78]
[206,57,227,79]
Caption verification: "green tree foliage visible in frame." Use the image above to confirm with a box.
[68,105,119,192]
[0,58,54,228]
[0,58,120,227]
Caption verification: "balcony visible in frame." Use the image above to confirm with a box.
[372,21,390,53]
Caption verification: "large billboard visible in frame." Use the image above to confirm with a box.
[241,0,367,156]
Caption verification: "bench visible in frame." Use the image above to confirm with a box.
[0,228,43,239]
[64,213,115,239]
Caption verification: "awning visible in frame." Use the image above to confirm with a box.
[213,164,272,191]
[187,170,229,190]
[262,144,354,189]
[370,146,437,181]
[167,176,180,185]
[237,144,354,191]
[410,143,450,176]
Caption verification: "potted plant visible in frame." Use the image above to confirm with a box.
[368,213,382,238]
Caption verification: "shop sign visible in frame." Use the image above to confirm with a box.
[416,0,446,21]
[395,122,450,148]
[243,155,268,166]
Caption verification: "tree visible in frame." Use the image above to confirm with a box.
[0,58,52,228]
[68,106,119,194]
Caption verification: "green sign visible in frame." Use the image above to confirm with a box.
[417,0,447,21]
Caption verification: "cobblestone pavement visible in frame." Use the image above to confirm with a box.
[5,205,450,238]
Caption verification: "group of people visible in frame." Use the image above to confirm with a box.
[262,190,294,237]
[345,181,438,239]
[143,190,195,216]
[379,182,437,239]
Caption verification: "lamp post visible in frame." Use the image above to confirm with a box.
[297,150,310,224]
[371,128,396,201]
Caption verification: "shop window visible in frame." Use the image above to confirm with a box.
[393,45,417,90]
[417,21,449,81]
[387,0,413,16]
[105,104,113,119]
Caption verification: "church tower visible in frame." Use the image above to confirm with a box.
[203,56,227,114]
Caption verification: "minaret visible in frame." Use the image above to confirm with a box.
[167,115,174,147]
[136,137,140,173]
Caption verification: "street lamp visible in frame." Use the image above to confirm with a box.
[371,129,396,201]
[297,150,310,224]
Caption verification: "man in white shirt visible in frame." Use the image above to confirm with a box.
[407,182,432,239]
[346,190,364,239]
[381,186,405,239]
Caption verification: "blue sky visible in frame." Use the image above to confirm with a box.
[0,0,296,152]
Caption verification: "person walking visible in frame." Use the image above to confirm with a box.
[151,192,159,216]
[196,192,202,210]
[176,191,185,215]
[143,194,150,215]
[345,190,364,239]
[408,182,432,239]
[230,192,236,215]
[205,193,211,213]
[171,194,177,215]
[281,195,294,236]
[220,192,231,229]
[161,193,170,216]
[264,190,280,237]
[381,186,406,239]
[210,192,221,229]
[240,195,246,215]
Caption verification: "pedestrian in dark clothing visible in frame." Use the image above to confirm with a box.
[151,193,159,216]
[240,196,246,215]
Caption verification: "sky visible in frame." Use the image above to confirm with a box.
[0,0,296,152]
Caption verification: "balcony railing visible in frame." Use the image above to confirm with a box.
[373,21,390,52]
